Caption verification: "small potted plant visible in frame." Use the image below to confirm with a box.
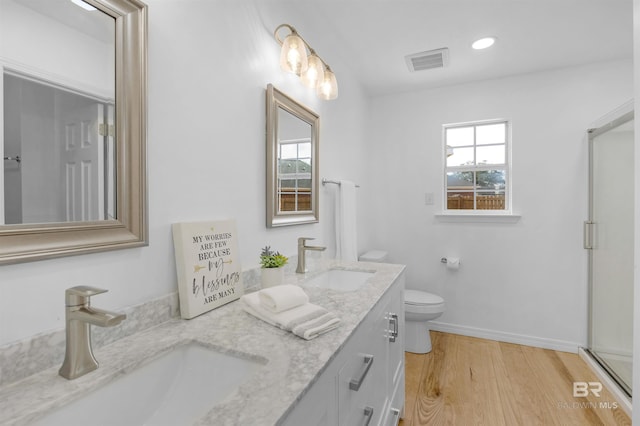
[260,246,288,287]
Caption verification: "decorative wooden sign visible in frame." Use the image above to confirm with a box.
[172,220,243,319]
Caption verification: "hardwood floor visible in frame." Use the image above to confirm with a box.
[399,332,631,426]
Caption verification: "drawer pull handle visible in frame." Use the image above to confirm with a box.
[363,406,374,426]
[388,408,400,425]
[389,313,399,342]
[584,221,594,249]
[349,354,374,391]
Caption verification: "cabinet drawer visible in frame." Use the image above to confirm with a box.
[388,287,405,391]
[281,271,406,426]
[382,364,405,426]
[280,368,333,426]
[338,350,378,425]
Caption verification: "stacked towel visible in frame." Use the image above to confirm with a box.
[259,284,309,313]
[240,289,340,340]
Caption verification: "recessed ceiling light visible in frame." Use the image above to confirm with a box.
[472,37,496,50]
[70,0,97,11]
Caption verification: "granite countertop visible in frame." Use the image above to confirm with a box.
[0,260,405,426]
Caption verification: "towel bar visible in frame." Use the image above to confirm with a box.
[322,178,360,188]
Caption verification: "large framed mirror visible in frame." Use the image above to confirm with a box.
[266,84,319,227]
[0,0,147,264]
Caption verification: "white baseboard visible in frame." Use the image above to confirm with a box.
[579,348,632,417]
[428,321,582,353]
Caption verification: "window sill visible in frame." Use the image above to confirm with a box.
[434,212,521,223]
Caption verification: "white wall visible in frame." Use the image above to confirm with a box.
[0,0,372,346]
[632,0,640,421]
[366,60,633,351]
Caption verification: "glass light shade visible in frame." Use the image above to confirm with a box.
[280,33,308,75]
[446,145,454,157]
[301,54,325,89]
[316,69,338,100]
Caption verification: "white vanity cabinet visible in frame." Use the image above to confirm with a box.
[384,284,405,425]
[282,273,405,426]
[0,262,407,426]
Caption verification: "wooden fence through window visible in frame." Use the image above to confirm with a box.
[447,194,505,210]
[279,188,311,211]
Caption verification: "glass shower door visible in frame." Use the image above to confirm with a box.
[587,112,634,396]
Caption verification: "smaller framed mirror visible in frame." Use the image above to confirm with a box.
[266,84,319,227]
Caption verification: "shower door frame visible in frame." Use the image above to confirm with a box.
[585,107,634,398]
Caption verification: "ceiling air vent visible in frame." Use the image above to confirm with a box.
[405,48,449,72]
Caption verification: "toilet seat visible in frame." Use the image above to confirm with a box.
[405,290,445,315]
[359,250,388,262]
[405,290,443,305]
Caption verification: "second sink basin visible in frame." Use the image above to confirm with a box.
[303,269,375,292]
[34,343,262,426]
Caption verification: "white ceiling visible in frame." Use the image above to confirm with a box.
[13,0,114,43]
[292,0,633,96]
[11,1,633,97]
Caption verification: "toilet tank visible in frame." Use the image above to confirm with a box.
[359,250,388,263]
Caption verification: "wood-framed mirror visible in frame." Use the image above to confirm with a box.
[266,84,319,227]
[0,0,147,264]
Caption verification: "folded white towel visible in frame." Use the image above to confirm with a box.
[291,312,341,340]
[240,292,278,327]
[241,292,323,328]
[259,284,309,313]
[240,292,340,340]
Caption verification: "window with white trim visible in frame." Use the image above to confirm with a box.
[278,138,312,212]
[444,120,510,212]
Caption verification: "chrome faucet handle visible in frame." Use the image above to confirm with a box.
[298,237,315,245]
[65,286,108,306]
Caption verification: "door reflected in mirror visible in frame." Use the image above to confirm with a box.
[266,84,319,227]
[2,0,115,225]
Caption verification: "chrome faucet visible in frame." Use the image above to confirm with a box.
[59,286,126,380]
[296,237,326,273]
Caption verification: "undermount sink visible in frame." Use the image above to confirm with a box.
[303,269,375,292]
[34,343,262,426]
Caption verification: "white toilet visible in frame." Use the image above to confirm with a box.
[404,289,445,353]
[359,250,446,354]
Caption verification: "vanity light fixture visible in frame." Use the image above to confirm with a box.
[70,0,97,11]
[472,37,496,50]
[274,24,338,100]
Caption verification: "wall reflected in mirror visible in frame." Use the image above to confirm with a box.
[2,0,115,225]
[4,74,116,224]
